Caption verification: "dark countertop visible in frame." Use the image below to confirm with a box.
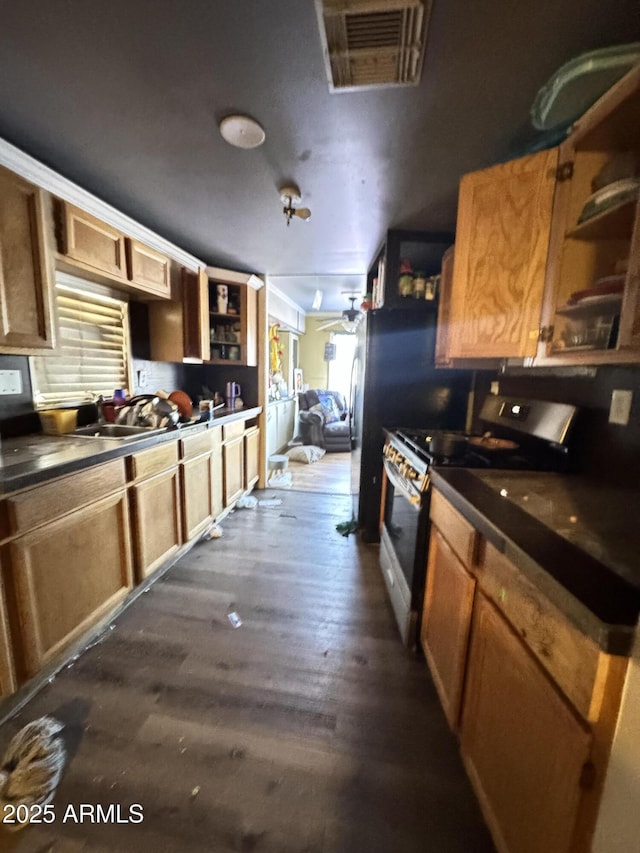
[0,406,262,496]
[431,468,640,655]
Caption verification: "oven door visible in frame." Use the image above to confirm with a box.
[382,458,424,592]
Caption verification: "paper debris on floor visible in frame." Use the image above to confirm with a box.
[267,472,292,489]
[227,612,242,628]
[236,495,258,509]
[258,497,282,507]
[336,516,358,537]
[202,523,223,540]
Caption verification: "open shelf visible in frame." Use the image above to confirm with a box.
[567,198,637,241]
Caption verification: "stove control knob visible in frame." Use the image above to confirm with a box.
[405,467,417,480]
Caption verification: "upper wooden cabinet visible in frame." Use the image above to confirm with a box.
[0,167,55,353]
[442,65,640,366]
[447,148,557,360]
[59,201,129,281]
[56,200,171,299]
[537,64,640,364]
[208,272,259,367]
[126,238,170,298]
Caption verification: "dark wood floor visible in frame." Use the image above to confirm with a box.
[1,491,494,852]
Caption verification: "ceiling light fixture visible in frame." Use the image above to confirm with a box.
[279,184,312,226]
[312,289,323,311]
[219,114,266,149]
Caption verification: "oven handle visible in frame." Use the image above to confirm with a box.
[383,458,422,507]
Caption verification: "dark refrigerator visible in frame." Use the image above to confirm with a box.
[351,306,474,542]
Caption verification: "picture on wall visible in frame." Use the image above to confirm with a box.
[294,368,304,393]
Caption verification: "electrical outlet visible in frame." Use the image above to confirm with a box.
[137,369,148,388]
[609,389,633,426]
[490,381,500,395]
[0,370,23,395]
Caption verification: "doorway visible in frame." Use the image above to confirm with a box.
[327,332,357,400]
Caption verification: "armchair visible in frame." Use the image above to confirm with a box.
[297,389,351,452]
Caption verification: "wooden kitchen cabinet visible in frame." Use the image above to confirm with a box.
[0,166,55,353]
[209,277,258,366]
[58,201,128,281]
[7,490,133,678]
[129,443,181,581]
[424,488,629,853]
[537,63,640,364]
[244,426,260,490]
[126,238,171,298]
[149,266,210,363]
[223,433,245,507]
[441,66,640,366]
[421,527,476,731]
[0,559,17,698]
[446,148,557,360]
[460,593,593,853]
[211,426,224,519]
[179,431,215,541]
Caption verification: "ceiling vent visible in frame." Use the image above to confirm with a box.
[315,0,431,92]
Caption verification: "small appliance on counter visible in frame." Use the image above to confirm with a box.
[225,381,242,410]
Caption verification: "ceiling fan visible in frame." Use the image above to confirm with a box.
[316,295,363,332]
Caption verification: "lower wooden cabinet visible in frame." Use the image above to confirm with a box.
[211,444,224,519]
[223,435,244,506]
[421,527,475,731]
[244,426,260,490]
[8,491,133,678]
[180,453,213,541]
[0,561,17,698]
[460,593,592,853]
[130,467,181,580]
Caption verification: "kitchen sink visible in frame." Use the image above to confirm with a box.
[69,424,167,441]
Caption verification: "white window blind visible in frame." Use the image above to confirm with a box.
[32,275,130,407]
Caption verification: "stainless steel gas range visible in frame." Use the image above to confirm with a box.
[379,395,577,648]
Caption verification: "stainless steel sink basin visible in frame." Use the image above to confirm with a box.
[69,424,166,441]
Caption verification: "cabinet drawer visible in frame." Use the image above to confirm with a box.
[223,420,245,442]
[180,430,213,460]
[430,489,478,567]
[128,441,178,481]
[479,540,601,717]
[126,239,171,298]
[4,459,127,536]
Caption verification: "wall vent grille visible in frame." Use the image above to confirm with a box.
[316,0,431,92]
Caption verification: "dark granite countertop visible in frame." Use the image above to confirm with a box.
[0,406,262,496]
[431,468,640,655]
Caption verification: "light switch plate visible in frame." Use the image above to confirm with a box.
[609,389,633,425]
[0,370,23,395]
[490,381,500,395]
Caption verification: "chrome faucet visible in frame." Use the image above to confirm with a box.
[96,394,105,425]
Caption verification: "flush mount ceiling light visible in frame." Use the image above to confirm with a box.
[279,184,312,226]
[219,114,266,149]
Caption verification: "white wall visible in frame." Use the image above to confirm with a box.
[593,636,640,852]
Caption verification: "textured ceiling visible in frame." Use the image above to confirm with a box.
[0,1,639,311]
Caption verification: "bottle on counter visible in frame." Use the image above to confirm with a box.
[398,259,414,297]
[412,271,426,299]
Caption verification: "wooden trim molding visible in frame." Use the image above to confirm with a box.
[0,136,203,272]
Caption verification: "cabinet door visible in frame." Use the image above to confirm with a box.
[126,238,171,298]
[8,491,133,677]
[266,405,277,457]
[421,527,475,731]
[244,283,258,366]
[448,148,558,359]
[211,446,224,519]
[183,267,210,361]
[180,453,213,541]
[130,467,181,581]
[0,167,54,351]
[460,593,592,853]
[61,202,128,281]
[0,558,17,698]
[244,427,260,490]
[223,436,245,506]
[435,246,454,366]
